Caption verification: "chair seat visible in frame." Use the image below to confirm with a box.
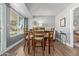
[44,35,53,38]
[44,33,53,37]
[35,30,45,32]
[44,33,49,37]
[34,37,43,40]
[35,34,44,36]
[26,35,33,39]
[50,35,53,37]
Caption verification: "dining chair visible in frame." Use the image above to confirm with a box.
[50,28,55,51]
[24,28,33,54]
[24,28,28,51]
[32,27,45,55]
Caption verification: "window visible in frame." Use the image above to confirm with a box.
[10,8,24,37]
[10,8,19,37]
[17,16,24,34]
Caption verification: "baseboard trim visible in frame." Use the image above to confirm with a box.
[56,38,73,47]
[0,39,24,55]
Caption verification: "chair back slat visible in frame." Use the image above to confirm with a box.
[33,27,45,40]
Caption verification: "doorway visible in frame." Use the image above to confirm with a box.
[73,7,79,47]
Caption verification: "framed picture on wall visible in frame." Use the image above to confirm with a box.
[60,17,66,27]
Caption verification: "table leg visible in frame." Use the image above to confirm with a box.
[28,32,30,54]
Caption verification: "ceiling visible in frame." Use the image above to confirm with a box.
[26,3,71,17]
[10,3,32,18]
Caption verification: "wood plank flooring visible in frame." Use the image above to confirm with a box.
[4,40,79,56]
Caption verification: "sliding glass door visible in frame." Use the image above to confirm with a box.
[0,4,6,54]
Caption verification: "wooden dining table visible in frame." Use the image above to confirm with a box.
[27,30,52,54]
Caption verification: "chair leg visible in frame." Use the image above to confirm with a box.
[24,39,26,51]
[33,46,35,56]
[52,37,55,51]
[27,42,30,54]
[32,40,35,56]
[42,40,45,56]
[44,40,46,50]
[53,40,55,51]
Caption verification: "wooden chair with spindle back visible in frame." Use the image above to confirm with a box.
[24,28,28,50]
[32,27,45,55]
[50,28,55,51]
[24,28,33,54]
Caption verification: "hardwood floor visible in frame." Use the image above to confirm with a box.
[4,40,79,56]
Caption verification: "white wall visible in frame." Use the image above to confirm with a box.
[55,5,71,46]
[55,3,79,47]
[28,16,55,29]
